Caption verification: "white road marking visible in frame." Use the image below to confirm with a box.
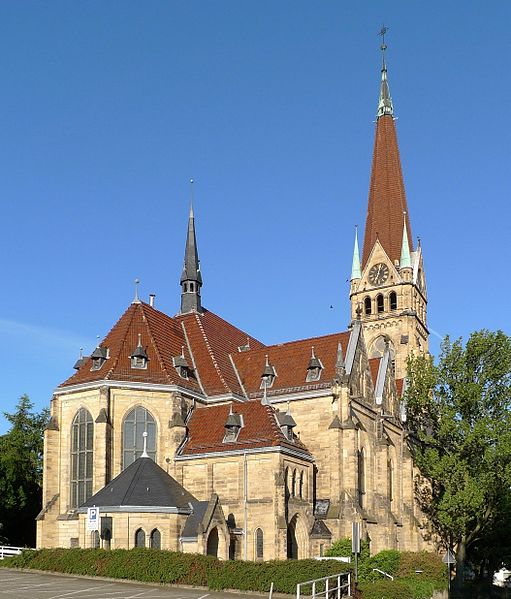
[47,584,112,599]
[196,594,210,599]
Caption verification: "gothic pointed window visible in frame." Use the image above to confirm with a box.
[357,448,366,508]
[389,291,397,311]
[364,296,372,315]
[255,528,264,560]
[150,528,161,549]
[135,528,146,548]
[388,459,394,505]
[70,408,94,508]
[377,294,384,313]
[122,407,156,468]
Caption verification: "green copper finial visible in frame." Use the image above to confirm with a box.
[400,213,412,269]
[377,25,394,118]
[351,225,362,280]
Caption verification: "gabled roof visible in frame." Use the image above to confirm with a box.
[180,401,311,457]
[232,331,351,397]
[362,113,412,269]
[79,457,196,510]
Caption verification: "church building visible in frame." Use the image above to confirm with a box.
[37,41,433,560]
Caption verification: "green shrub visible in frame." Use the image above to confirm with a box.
[325,536,370,561]
[360,549,401,582]
[358,579,412,599]
[0,549,351,595]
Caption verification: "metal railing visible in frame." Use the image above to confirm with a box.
[0,546,31,559]
[296,572,351,599]
[372,568,394,580]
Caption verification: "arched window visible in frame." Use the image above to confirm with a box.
[70,408,94,508]
[389,291,397,311]
[150,528,161,549]
[284,467,290,499]
[135,528,146,548]
[123,407,157,468]
[255,528,264,560]
[364,296,372,315]
[299,471,304,498]
[388,459,394,505]
[357,448,366,508]
[377,294,384,313]
[291,469,296,497]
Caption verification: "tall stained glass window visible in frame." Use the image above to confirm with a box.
[122,407,156,468]
[70,408,94,508]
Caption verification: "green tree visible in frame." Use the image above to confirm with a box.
[0,395,49,546]
[405,330,511,590]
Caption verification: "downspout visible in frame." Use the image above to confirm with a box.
[244,451,248,560]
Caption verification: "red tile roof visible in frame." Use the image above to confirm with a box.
[232,332,351,397]
[180,401,311,457]
[60,303,202,390]
[362,114,413,268]
[368,357,381,387]
[176,310,264,396]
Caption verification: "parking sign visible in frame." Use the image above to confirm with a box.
[87,507,100,531]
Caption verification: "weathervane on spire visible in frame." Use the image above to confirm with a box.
[379,25,389,69]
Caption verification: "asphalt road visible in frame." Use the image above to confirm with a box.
[0,569,272,599]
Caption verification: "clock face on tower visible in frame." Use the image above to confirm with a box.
[368,262,389,286]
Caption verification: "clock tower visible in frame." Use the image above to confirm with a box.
[350,33,428,380]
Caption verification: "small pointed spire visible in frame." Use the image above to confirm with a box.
[400,212,412,268]
[132,278,141,304]
[377,25,394,118]
[141,431,149,458]
[180,182,203,314]
[73,347,85,370]
[351,225,362,280]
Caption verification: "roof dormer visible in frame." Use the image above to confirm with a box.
[173,346,191,380]
[223,404,243,443]
[130,334,148,369]
[305,346,323,382]
[90,344,108,371]
[260,355,276,389]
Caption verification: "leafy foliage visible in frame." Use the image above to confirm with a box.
[0,548,350,594]
[325,536,370,560]
[406,330,511,584]
[0,395,49,546]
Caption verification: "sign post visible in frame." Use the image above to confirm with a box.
[352,522,361,584]
[87,507,100,531]
[442,548,456,597]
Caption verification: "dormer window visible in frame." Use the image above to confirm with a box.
[260,355,276,389]
[90,345,108,371]
[130,334,148,369]
[173,347,190,379]
[306,347,323,382]
[276,407,296,441]
[223,405,243,443]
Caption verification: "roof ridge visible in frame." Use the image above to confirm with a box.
[140,303,175,384]
[193,313,231,393]
[121,459,144,504]
[246,330,350,353]
[104,304,138,380]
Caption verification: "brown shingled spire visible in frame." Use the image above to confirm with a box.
[362,34,413,268]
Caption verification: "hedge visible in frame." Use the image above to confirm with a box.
[0,548,351,594]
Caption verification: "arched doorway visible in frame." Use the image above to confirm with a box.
[287,514,309,559]
[207,527,219,557]
[287,516,299,559]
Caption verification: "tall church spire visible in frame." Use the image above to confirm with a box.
[362,29,412,268]
[180,180,203,314]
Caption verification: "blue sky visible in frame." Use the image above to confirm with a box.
[1,1,510,432]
